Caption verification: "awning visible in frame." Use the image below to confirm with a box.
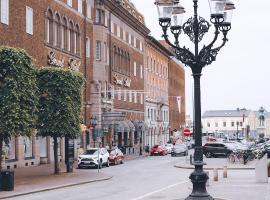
[126,120,135,132]
[132,120,147,132]
[114,121,124,133]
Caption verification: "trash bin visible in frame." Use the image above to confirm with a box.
[0,170,14,191]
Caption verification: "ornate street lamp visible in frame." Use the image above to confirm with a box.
[155,0,235,199]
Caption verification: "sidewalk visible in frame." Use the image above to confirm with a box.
[0,163,112,199]
[174,157,257,170]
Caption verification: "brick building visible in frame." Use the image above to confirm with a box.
[145,36,171,147]
[168,57,186,133]
[0,0,94,169]
[87,0,150,154]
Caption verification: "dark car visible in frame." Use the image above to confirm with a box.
[108,149,124,165]
[203,142,234,158]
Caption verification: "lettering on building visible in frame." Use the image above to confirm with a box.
[48,51,65,68]
[68,58,81,72]
[123,77,131,88]
[113,74,123,85]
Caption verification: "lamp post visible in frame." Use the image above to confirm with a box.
[155,0,235,199]
[236,121,239,140]
[90,115,98,148]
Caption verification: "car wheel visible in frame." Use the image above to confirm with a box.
[120,159,124,164]
[106,159,110,167]
[205,152,212,158]
[114,159,117,165]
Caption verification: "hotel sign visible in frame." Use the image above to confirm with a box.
[48,51,65,68]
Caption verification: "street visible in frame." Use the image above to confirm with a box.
[8,154,270,200]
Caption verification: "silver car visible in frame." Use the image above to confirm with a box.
[171,143,188,157]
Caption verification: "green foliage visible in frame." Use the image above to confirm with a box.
[36,67,84,139]
[0,47,38,143]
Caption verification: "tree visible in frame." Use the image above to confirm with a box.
[36,67,84,174]
[0,47,38,170]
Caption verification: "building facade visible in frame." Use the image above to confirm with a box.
[168,57,186,134]
[0,0,94,169]
[145,36,171,147]
[202,108,270,139]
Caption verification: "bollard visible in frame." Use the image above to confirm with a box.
[213,168,218,182]
[206,171,210,187]
[223,166,228,178]
[190,154,193,165]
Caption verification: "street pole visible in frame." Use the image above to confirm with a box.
[156,0,235,199]
[236,121,239,140]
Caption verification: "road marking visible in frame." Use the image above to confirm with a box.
[131,180,189,200]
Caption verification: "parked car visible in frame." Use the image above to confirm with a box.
[171,143,188,157]
[150,145,167,156]
[108,148,124,165]
[78,148,110,169]
[203,142,234,158]
[165,143,174,154]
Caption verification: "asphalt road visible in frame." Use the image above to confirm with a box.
[8,154,270,200]
[9,154,192,200]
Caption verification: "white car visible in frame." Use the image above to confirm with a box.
[78,148,110,168]
[165,143,174,153]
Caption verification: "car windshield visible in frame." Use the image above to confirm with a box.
[175,144,185,148]
[153,145,159,148]
[110,150,117,155]
[84,149,98,155]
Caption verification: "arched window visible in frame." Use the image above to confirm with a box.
[75,24,80,55]
[117,48,120,72]
[55,13,61,48]
[127,53,130,75]
[120,49,123,73]
[62,17,68,50]
[69,21,74,52]
[46,9,53,45]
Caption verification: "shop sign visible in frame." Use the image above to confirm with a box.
[123,77,131,88]
[68,58,81,72]
[48,51,65,68]
[113,74,123,85]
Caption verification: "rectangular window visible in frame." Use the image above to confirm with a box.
[117,25,120,37]
[215,122,218,127]
[67,0,72,7]
[111,21,114,33]
[231,122,234,127]
[140,41,143,51]
[104,42,107,62]
[123,30,126,41]
[240,122,243,126]
[129,91,132,102]
[87,0,91,18]
[1,0,9,25]
[86,37,90,58]
[140,65,143,79]
[133,37,136,47]
[67,29,71,51]
[26,6,33,35]
[78,0,83,13]
[207,122,210,127]
[140,93,143,104]
[95,40,101,61]
[134,92,137,103]
[104,16,108,27]
[124,90,127,101]
[133,62,136,76]
[223,122,226,127]
[128,34,131,45]
[95,9,101,24]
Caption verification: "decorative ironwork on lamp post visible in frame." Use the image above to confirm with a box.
[155,0,235,199]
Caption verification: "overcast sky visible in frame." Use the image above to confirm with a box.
[132,0,270,117]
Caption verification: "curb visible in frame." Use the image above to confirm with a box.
[174,165,255,170]
[0,175,113,199]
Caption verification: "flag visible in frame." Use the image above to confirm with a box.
[177,96,181,113]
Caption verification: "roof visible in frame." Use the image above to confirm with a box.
[202,109,252,118]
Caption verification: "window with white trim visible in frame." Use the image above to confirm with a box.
[117,25,120,37]
[26,6,33,35]
[96,40,101,61]
[129,91,132,102]
[78,0,83,13]
[1,0,9,25]
[104,16,108,27]
[133,62,136,76]
[140,65,143,79]
[124,90,127,101]
[123,30,126,41]
[140,93,143,104]
[133,37,136,47]
[128,34,131,45]
[86,37,90,58]
[134,91,137,103]
[87,0,91,18]
[140,41,143,51]
[67,0,72,7]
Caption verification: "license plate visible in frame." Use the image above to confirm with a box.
[83,161,91,164]
[154,152,158,154]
